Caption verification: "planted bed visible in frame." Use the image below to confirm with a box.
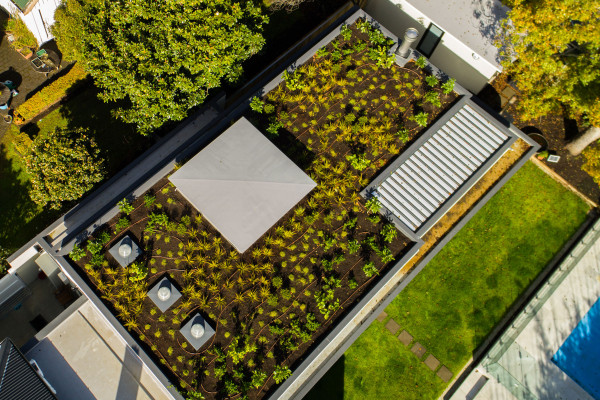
[68,18,459,400]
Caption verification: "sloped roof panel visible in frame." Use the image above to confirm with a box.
[170,117,316,253]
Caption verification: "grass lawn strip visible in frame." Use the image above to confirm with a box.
[307,161,589,400]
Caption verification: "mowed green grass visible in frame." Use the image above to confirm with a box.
[306,161,590,400]
[0,87,151,255]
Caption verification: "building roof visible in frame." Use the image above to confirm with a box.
[0,338,56,400]
[407,0,509,69]
[169,117,316,253]
[364,96,517,236]
[25,298,174,400]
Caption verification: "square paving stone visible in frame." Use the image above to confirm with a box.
[411,342,426,359]
[376,311,388,322]
[424,354,440,371]
[437,365,453,382]
[385,318,401,335]
[397,330,413,346]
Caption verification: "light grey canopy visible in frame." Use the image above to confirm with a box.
[169,117,316,253]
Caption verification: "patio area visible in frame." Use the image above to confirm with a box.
[0,13,64,138]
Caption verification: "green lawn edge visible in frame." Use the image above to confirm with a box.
[306,161,590,400]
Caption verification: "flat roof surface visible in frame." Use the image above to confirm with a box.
[366,97,516,236]
[169,117,316,253]
[26,299,173,400]
[407,0,509,68]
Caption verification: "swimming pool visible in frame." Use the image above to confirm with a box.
[552,296,600,400]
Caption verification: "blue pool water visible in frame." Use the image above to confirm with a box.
[552,296,600,400]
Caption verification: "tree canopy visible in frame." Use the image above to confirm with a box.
[499,0,600,125]
[23,128,105,209]
[53,0,268,134]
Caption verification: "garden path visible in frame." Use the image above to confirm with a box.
[379,312,455,383]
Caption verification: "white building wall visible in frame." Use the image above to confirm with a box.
[0,0,61,45]
[366,0,502,93]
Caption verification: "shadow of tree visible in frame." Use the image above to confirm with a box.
[470,0,509,65]
[303,355,345,400]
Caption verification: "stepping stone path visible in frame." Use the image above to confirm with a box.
[424,354,440,371]
[437,365,453,382]
[385,319,401,335]
[397,330,413,346]
[383,317,454,383]
[411,342,427,359]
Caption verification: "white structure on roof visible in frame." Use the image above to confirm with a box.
[0,0,61,45]
[169,117,316,253]
[365,0,509,93]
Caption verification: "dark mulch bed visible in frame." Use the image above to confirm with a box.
[478,78,600,203]
[69,19,459,400]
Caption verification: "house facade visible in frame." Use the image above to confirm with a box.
[0,0,60,45]
[365,0,509,93]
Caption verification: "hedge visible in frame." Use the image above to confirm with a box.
[14,64,88,124]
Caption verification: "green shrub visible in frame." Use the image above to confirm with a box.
[14,64,88,123]
[69,244,86,261]
[6,17,38,51]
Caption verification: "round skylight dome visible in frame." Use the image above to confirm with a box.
[157,286,171,301]
[191,323,205,339]
[118,243,132,258]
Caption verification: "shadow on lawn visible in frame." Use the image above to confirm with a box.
[0,142,61,251]
[304,355,345,400]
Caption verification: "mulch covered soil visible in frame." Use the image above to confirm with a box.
[69,18,461,400]
[478,75,600,203]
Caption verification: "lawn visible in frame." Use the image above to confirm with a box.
[306,161,590,400]
[0,87,151,258]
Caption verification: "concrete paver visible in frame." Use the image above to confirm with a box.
[397,330,413,346]
[411,342,426,359]
[437,365,453,382]
[376,311,387,322]
[385,318,401,335]
[424,354,440,371]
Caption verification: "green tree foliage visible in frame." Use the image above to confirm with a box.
[23,128,105,209]
[53,0,268,133]
[499,0,600,125]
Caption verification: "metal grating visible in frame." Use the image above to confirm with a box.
[374,101,514,235]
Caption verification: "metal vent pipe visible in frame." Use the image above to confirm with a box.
[396,28,419,58]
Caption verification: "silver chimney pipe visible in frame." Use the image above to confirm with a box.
[396,28,419,58]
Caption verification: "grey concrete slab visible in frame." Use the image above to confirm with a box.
[411,342,426,359]
[424,354,440,371]
[437,365,453,382]
[108,235,142,267]
[147,277,181,313]
[397,330,413,346]
[385,318,401,335]
[180,313,215,351]
[169,117,316,253]
[376,311,388,322]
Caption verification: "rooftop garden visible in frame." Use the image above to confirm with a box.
[68,19,460,400]
[306,162,590,400]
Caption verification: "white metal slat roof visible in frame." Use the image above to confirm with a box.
[374,102,511,234]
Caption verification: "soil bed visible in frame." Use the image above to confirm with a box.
[478,75,600,203]
[69,19,459,400]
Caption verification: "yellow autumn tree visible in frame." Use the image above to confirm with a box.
[499,0,600,156]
